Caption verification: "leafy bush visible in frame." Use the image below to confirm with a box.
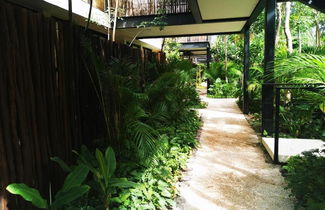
[272,54,325,139]
[74,146,136,209]
[208,78,240,98]
[282,149,325,209]
[111,110,201,209]
[205,61,241,98]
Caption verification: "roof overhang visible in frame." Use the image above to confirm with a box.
[297,0,325,13]
[117,0,265,38]
[180,42,210,57]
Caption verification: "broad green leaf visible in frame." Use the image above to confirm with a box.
[60,164,89,192]
[6,183,47,209]
[50,157,72,172]
[51,185,90,208]
[96,149,108,181]
[119,192,130,202]
[105,147,116,177]
[161,189,172,198]
[63,205,96,210]
[320,102,325,113]
[110,178,137,188]
[73,145,97,173]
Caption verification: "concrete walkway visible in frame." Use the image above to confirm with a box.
[175,97,294,210]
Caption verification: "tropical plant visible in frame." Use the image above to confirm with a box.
[74,146,136,210]
[282,149,325,209]
[112,110,201,209]
[205,61,241,98]
[275,54,325,85]
[205,61,241,84]
[273,54,325,138]
[6,163,90,209]
[79,38,203,209]
[163,39,182,62]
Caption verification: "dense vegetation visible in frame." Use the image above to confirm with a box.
[206,2,325,139]
[282,149,325,209]
[5,2,324,209]
[205,61,242,98]
[6,37,202,209]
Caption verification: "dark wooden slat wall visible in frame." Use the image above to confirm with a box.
[0,2,165,210]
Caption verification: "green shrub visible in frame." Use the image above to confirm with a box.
[282,149,325,209]
[111,110,201,209]
[208,78,240,98]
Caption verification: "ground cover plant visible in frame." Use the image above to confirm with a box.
[111,110,201,209]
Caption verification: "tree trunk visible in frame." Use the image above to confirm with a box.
[275,2,283,46]
[315,22,321,47]
[224,35,228,83]
[314,11,322,47]
[107,0,111,40]
[298,27,302,54]
[284,2,293,54]
[112,0,119,42]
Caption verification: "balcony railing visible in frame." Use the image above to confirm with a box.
[175,36,210,43]
[82,0,189,17]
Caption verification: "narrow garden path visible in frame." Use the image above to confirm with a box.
[175,96,294,210]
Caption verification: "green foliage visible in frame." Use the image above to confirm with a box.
[7,162,90,209]
[74,146,136,209]
[6,184,48,209]
[211,35,243,65]
[80,35,202,209]
[272,54,325,139]
[205,61,241,98]
[208,78,239,98]
[275,54,325,85]
[282,149,325,209]
[163,39,182,62]
[83,35,201,162]
[112,111,201,209]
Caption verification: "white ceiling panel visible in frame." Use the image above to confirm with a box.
[117,21,245,38]
[197,0,259,20]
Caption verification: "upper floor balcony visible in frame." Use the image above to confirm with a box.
[174,36,210,43]
[82,0,190,17]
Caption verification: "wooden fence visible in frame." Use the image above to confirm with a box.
[0,2,164,209]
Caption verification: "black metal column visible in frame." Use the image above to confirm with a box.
[274,87,280,163]
[243,26,250,114]
[207,47,211,94]
[262,0,276,136]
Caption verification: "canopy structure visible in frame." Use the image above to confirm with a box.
[116,0,263,38]
[179,41,210,63]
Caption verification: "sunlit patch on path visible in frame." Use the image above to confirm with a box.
[175,97,294,210]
